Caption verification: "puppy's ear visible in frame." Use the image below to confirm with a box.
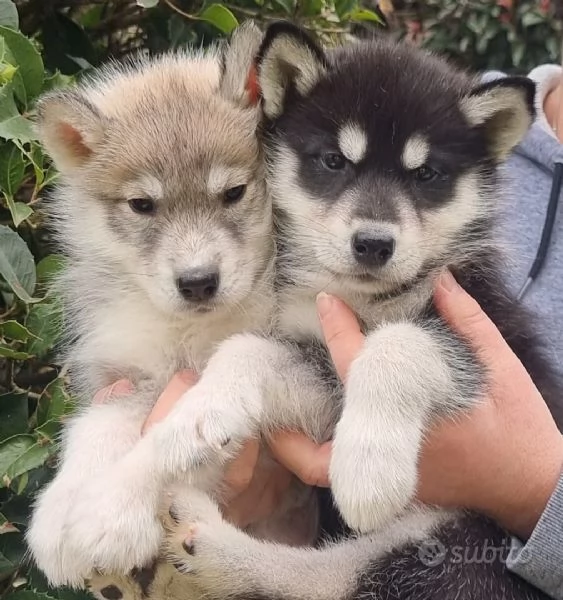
[220,21,263,107]
[36,90,106,174]
[461,77,535,161]
[256,21,327,119]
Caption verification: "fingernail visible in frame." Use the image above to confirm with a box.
[316,292,335,319]
[177,369,197,384]
[439,270,459,293]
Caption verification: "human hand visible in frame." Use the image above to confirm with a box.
[269,271,563,539]
[94,372,294,528]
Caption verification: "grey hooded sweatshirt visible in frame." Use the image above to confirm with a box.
[485,66,563,599]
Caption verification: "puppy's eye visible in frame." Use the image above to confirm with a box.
[322,152,347,171]
[413,165,440,182]
[128,198,155,214]
[223,185,246,204]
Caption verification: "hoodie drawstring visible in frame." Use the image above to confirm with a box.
[517,160,563,300]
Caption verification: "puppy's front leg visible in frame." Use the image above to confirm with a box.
[27,396,153,587]
[330,319,480,533]
[147,334,337,482]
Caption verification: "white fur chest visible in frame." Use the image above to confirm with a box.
[277,279,433,341]
[73,290,273,386]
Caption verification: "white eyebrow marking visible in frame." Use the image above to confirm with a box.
[338,123,368,164]
[401,134,430,170]
[122,174,163,199]
[207,165,249,195]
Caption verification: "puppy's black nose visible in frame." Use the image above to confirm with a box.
[352,233,395,267]
[176,269,219,302]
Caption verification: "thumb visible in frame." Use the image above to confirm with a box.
[433,270,513,364]
[316,292,365,382]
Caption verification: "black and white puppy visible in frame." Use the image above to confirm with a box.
[150,23,562,600]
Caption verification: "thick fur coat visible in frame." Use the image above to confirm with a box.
[27,24,319,595]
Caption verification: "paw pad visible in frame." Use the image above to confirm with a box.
[100,585,123,600]
[130,563,156,596]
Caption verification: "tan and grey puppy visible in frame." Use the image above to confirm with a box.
[26,23,319,593]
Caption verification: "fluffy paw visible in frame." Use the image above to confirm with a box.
[329,412,418,533]
[155,384,259,477]
[163,490,242,590]
[62,471,163,576]
[27,477,91,587]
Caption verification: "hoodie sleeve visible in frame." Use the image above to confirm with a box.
[507,472,563,599]
[481,70,507,84]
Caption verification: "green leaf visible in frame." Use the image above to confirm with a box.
[0,140,25,191]
[14,469,27,494]
[0,114,36,142]
[0,548,16,578]
[0,142,26,224]
[57,589,94,600]
[299,0,322,17]
[349,8,383,23]
[40,164,59,189]
[13,140,44,186]
[79,5,104,28]
[0,344,31,359]
[5,200,32,226]
[0,225,37,302]
[272,0,296,14]
[35,419,61,443]
[0,81,18,120]
[5,593,64,600]
[511,40,525,67]
[36,378,68,428]
[0,320,35,342]
[521,11,545,27]
[0,392,28,442]
[0,26,44,104]
[0,532,26,579]
[0,513,18,535]
[199,4,238,34]
[36,254,64,286]
[137,0,159,6]
[5,441,52,483]
[167,14,198,48]
[0,434,34,485]
[0,62,16,84]
[0,1,17,30]
[546,36,559,61]
[26,296,62,357]
[42,70,73,93]
[335,0,357,18]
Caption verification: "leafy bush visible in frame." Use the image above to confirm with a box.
[391,0,561,73]
[0,1,380,599]
[0,4,74,598]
